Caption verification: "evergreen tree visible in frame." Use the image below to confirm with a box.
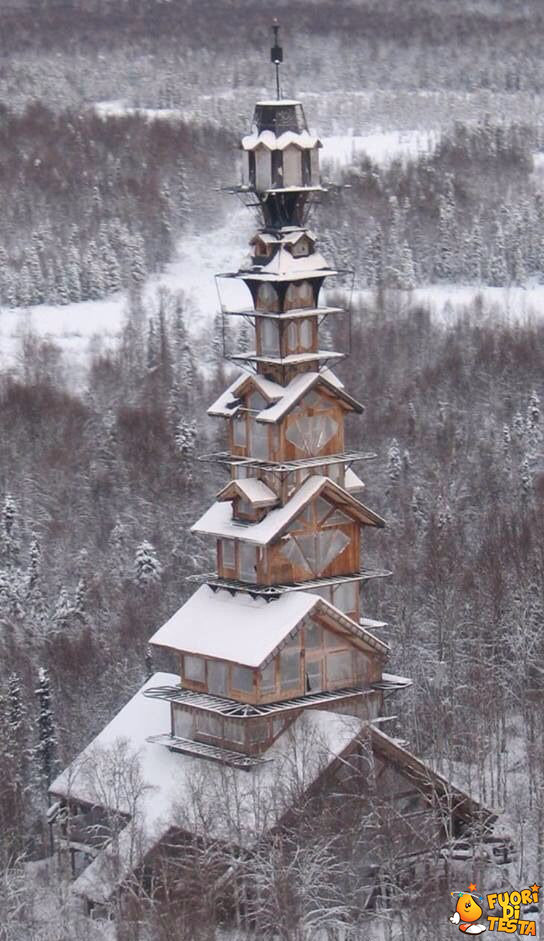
[35,668,56,790]
[134,541,163,588]
[175,419,197,459]
[399,241,416,289]
[28,536,41,589]
[387,439,402,482]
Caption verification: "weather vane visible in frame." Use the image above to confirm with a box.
[270,19,283,100]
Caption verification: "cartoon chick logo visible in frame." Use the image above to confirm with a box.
[450,885,487,935]
[449,883,540,937]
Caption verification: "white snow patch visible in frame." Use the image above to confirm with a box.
[320,129,437,171]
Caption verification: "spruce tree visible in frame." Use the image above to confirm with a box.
[35,668,56,790]
[134,541,163,588]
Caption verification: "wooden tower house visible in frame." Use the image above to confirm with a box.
[48,27,495,912]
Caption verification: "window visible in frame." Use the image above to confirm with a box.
[257,282,279,312]
[233,416,247,448]
[232,665,253,693]
[261,660,276,693]
[222,539,236,569]
[250,420,269,459]
[285,413,339,456]
[302,150,312,185]
[184,656,205,683]
[305,623,322,648]
[260,319,280,356]
[239,543,258,582]
[306,659,323,692]
[326,650,352,684]
[284,281,314,311]
[195,712,220,737]
[299,319,313,350]
[280,649,300,690]
[223,719,244,744]
[324,628,341,648]
[207,660,228,696]
[271,150,283,186]
[248,151,256,186]
[280,529,349,577]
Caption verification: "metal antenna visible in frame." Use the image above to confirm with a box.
[270,19,283,99]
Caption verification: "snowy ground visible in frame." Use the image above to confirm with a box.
[1,122,544,387]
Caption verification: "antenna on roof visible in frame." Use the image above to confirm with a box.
[270,19,283,100]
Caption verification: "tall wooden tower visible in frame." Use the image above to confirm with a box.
[145,26,406,764]
[49,28,493,907]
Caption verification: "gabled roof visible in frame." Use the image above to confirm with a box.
[216,478,279,508]
[251,246,330,279]
[50,672,362,903]
[370,727,497,825]
[207,369,361,423]
[251,229,316,250]
[345,468,365,492]
[191,475,385,546]
[149,585,389,666]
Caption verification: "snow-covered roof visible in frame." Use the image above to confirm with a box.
[242,130,322,151]
[207,372,283,418]
[192,475,385,545]
[207,369,358,423]
[251,229,316,248]
[248,246,330,279]
[50,672,363,902]
[149,585,388,665]
[150,587,316,665]
[216,478,279,508]
[345,468,365,492]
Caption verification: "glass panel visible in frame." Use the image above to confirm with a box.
[279,535,311,574]
[195,712,220,737]
[280,650,300,690]
[184,655,205,682]
[247,391,266,411]
[237,498,252,517]
[222,539,236,568]
[299,281,314,308]
[286,321,298,351]
[261,659,276,693]
[300,319,313,349]
[257,282,279,312]
[305,623,323,648]
[324,628,342,648]
[306,659,323,692]
[311,586,332,603]
[332,581,357,613]
[326,650,352,684]
[207,660,228,696]
[352,650,368,683]
[301,391,322,407]
[293,529,350,576]
[232,665,254,693]
[261,320,280,356]
[316,496,333,522]
[232,417,247,447]
[239,543,258,582]
[223,718,244,744]
[250,420,269,459]
[285,413,339,456]
[325,510,352,524]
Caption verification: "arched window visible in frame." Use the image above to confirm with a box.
[284,280,314,311]
[256,282,279,312]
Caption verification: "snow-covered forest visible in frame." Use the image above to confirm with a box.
[1,1,544,939]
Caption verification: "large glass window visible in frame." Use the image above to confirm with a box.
[207,660,228,696]
[223,718,244,744]
[306,659,323,692]
[257,283,279,312]
[239,543,258,582]
[184,656,205,683]
[232,665,254,693]
[260,319,280,356]
[332,581,357,614]
[222,539,236,569]
[232,416,247,448]
[299,319,313,349]
[279,650,300,690]
[305,623,323,648]
[285,413,339,456]
[280,529,349,577]
[261,660,276,693]
[326,650,352,684]
[250,420,269,459]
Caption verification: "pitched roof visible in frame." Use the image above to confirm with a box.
[191,475,385,545]
[207,369,361,423]
[50,672,361,902]
[216,478,279,508]
[149,585,389,665]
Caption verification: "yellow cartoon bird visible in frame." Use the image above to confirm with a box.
[449,887,487,935]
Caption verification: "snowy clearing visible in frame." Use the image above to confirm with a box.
[320,129,438,172]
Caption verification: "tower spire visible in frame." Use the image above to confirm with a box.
[270,19,283,100]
